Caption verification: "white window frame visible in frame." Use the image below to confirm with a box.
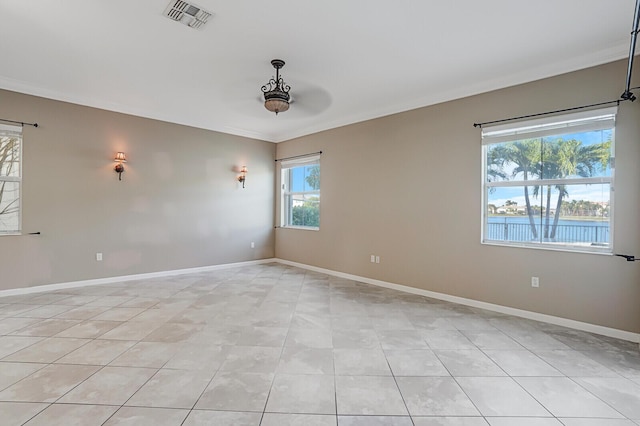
[481,107,616,254]
[0,123,22,236]
[280,154,320,230]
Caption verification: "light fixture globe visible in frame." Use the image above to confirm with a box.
[261,59,291,115]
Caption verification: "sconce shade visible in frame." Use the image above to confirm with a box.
[238,165,247,188]
[114,152,126,181]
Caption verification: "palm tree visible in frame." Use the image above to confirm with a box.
[488,136,610,241]
[546,138,610,239]
[0,136,20,222]
[487,139,542,239]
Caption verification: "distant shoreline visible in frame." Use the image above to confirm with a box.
[488,214,608,222]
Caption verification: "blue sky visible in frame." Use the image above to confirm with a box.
[290,165,316,192]
[485,128,612,208]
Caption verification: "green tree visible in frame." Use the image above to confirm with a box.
[488,139,542,238]
[292,197,319,227]
[0,136,20,224]
[542,138,610,239]
[305,165,320,190]
[490,137,610,241]
[290,165,320,227]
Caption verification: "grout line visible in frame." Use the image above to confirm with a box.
[1,263,639,424]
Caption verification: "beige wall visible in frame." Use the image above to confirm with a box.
[0,89,275,290]
[275,58,640,333]
[2,59,638,334]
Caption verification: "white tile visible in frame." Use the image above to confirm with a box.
[339,417,414,426]
[266,374,336,414]
[102,406,189,425]
[412,418,489,426]
[279,346,334,375]
[457,377,550,417]
[57,366,157,405]
[262,413,336,426]
[0,264,638,424]
[483,350,562,376]
[0,362,47,391]
[183,410,262,425]
[24,403,118,426]
[126,369,211,408]
[335,375,408,416]
[486,418,562,426]
[434,349,506,376]
[397,377,479,416]
[574,377,640,419]
[384,349,450,376]
[558,419,636,426]
[515,377,625,418]
[4,337,90,363]
[195,372,273,411]
[0,364,99,402]
[0,402,49,425]
[334,348,391,375]
[219,346,282,374]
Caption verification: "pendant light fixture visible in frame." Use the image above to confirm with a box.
[261,59,291,115]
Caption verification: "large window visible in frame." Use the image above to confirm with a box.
[0,124,22,235]
[280,154,320,229]
[482,107,615,253]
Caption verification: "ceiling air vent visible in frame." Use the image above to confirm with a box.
[163,0,212,29]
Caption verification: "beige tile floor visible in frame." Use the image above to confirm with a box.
[1,263,639,425]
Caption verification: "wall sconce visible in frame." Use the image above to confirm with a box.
[114,152,126,181]
[237,165,247,188]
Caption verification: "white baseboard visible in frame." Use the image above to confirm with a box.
[275,259,640,344]
[0,258,278,298]
[2,256,637,344]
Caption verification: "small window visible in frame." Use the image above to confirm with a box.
[0,124,22,235]
[280,154,320,229]
[481,107,615,253]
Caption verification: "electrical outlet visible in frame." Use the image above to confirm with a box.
[370,255,375,263]
[96,253,103,261]
[531,277,539,288]
[375,256,380,264]
[251,242,255,249]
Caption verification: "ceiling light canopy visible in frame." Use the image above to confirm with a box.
[262,59,291,115]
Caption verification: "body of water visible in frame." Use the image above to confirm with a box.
[486,216,609,244]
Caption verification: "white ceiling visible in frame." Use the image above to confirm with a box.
[0,0,635,142]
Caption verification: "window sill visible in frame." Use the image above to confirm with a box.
[481,240,612,255]
[280,226,319,232]
[0,232,22,237]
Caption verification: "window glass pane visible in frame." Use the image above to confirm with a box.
[0,136,21,177]
[290,194,320,228]
[0,181,20,233]
[485,184,610,248]
[539,183,610,247]
[282,162,320,229]
[485,139,542,183]
[482,109,614,253]
[290,164,320,192]
[541,129,612,180]
[485,186,542,243]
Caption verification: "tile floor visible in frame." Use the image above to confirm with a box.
[1,263,639,425]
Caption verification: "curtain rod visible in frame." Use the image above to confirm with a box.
[0,118,38,128]
[473,99,624,129]
[275,151,322,162]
